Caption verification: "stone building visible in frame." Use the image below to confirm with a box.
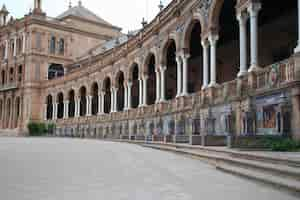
[1,0,300,142]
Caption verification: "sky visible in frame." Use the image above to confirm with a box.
[0,0,172,33]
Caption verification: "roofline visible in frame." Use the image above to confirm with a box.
[57,15,122,32]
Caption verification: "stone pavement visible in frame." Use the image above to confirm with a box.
[0,137,298,200]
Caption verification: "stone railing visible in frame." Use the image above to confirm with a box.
[0,82,19,92]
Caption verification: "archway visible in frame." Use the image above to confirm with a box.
[15,97,20,128]
[103,77,111,114]
[217,0,239,84]
[186,20,203,93]
[68,90,75,118]
[91,83,99,115]
[116,71,125,111]
[258,0,297,66]
[145,54,156,105]
[165,40,177,100]
[57,92,64,119]
[79,86,87,116]
[46,95,53,120]
[131,63,139,108]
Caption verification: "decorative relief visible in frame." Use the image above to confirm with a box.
[198,0,212,18]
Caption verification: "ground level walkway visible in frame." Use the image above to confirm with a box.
[0,138,298,200]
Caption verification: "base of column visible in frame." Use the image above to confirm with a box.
[208,82,219,88]
[248,64,261,72]
[86,114,92,117]
[294,45,300,54]
[237,70,248,77]
[201,85,208,90]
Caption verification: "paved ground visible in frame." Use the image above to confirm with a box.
[0,138,298,200]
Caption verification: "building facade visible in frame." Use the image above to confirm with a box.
[1,0,300,141]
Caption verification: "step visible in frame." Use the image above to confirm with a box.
[141,144,300,194]
[217,163,300,195]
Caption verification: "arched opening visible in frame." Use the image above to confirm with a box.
[0,99,3,127]
[57,92,64,119]
[15,97,20,128]
[91,83,99,115]
[46,95,53,120]
[259,1,297,66]
[79,86,87,116]
[187,20,203,93]
[165,40,177,100]
[6,99,11,128]
[217,0,239,84]
[48,63,64,80]
[146,54,156,105]
[103,77,111,114]
[1,70,5,85]
[116,71,125,111]
[131,63,140,108]
[68,90,75,118]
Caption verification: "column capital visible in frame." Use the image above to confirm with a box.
[160,65,167,72]
[127,81,133,87]
[142,75,149,80]
[247,2,261,17]
[201,39,209,48]
[208,34,219,44]
[237,11,249,24]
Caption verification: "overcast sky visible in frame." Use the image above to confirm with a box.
[1,0,172,32]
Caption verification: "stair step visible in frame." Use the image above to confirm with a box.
[217,163,300,195]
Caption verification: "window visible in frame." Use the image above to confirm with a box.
[9,68,14,82]
[49,36,56,54]
[1,70,5,85]
[48,63,64,80]
[18,65,22,82]
[58,38,64,55]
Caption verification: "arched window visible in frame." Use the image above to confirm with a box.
[49,36,56,54]
[48,63,64,80]
[58,38,64,55]
[68,90,75,118]
[1,70,5,85]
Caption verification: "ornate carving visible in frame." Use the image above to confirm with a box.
[198,0,212,17]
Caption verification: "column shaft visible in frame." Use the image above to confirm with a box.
[160,66,166,101]
[124,85,128,110]
[22,33,26,53]
[138,79,143,107]
[248,3,261,71]
[127,82,132,109]
[208,34,218,87]
[176,56,182,97]
[143,76,148,106]
[182,53,189,96]
[13,37,17,57]
[155,70,161,103]
[202,40,209,89]
[238,13,248,77]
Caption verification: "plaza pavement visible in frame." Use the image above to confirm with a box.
[0,137,298,200]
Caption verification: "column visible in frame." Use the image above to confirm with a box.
[208,34,219,87]
[201,39,209,89]
[13,36,17,57]
[182,52,190,96]
[176,56,182,97]
[237,12,248,77]
[63,101,69,119]
[248,3,261,72]
[44,104,47,121]
[160,66,166,101]
[22,32,26,54]
[155,70,161,103]
[101,92,105,114]
[98,92,103,115]
[114,88,118,112]
[86,96,92,116]
[75,98,80,117]
[143,75,148,106]
[138,78,143,107]
[124,84,128,110]
[4,40,8,59]
[53,103,58,120]
[111,88,115,112]
[127,82,132,109]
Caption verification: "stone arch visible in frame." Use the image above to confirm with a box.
[46,94,53,120]
[91,82,99,115]
[115,71,125,111]
[144,52,157,105]
[162,39,177,100]
[68,89,75,118]
[208,0,225,31]
[79,86,87,116]
[57,92,64,119]
[103,77,112,114]
[130,63,140,108]
[160,34,178,66]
